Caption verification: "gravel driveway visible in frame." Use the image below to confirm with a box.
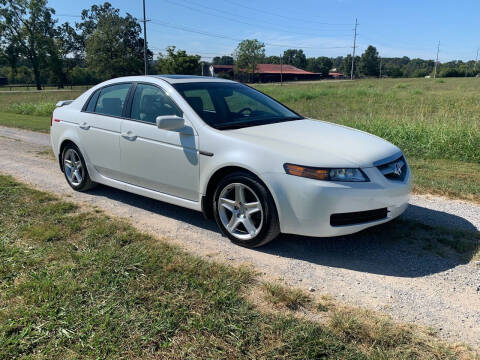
[1,126,479,348]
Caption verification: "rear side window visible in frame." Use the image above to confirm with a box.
[95,84,131,117]
[130,84,182,124]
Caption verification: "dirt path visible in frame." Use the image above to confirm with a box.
[1,126,479,348]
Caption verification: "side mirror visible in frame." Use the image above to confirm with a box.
[156,115,185,131]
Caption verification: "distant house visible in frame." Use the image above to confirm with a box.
[211,64,234,78]
[328,71,345,79]
[212,63,322,82]
[255,64,321,82]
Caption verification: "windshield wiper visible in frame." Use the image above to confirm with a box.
[215,123,254,130]
[215,117,303,130]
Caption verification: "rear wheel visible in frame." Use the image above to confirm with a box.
[62,144,96,191]
[213,172,280,248]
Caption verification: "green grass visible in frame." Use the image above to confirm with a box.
[1,174,478,359]
[409,158,480,203]
[0,89,84,132]
[0,112,51,133]
[262,282,312,310]
[0,90,83,110]
[6,102,57,117]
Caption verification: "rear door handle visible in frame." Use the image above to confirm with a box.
[121,131,137,141]
[79,122,90,130]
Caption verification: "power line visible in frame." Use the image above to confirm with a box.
[148,20,351,50]
[56,14,82,18]
[162,0,353,36]
[225,0,353,26]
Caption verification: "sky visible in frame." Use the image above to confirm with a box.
[48,0,480,62]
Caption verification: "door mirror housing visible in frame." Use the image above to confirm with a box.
[156,115,185,131]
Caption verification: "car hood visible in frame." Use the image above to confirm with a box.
[227,119,401,168]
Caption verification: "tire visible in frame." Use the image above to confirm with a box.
[213,171,280,248]
[61,143,96,192]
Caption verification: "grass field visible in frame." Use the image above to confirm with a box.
[257,78,480,163]
[0,174,477,359]
[0,90,83,133]
[0,78,478,201]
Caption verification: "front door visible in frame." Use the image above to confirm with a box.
[119,83,200,201]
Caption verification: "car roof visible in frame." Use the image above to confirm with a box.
[149,75,233,84]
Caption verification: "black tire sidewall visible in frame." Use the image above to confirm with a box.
[62,144,91,191]
[213,172,279,248]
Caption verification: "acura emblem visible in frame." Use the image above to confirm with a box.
[393,161,404,176]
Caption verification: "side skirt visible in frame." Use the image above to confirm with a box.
[90,171,202,212]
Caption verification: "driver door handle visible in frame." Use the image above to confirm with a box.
[121,131,137,141]
[79,122,90,130]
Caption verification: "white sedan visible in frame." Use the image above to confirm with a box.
[51,75,411,247]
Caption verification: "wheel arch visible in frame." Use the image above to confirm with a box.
[201,165,279,220]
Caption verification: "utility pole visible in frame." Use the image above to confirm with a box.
[280,54,283,85]
[433,40,440,79]
[350,18,358,80]
[475,48,479,76]
[142,0,148,75]
[379,57,382,78]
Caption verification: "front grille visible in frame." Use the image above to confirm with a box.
[330,208,388,227]
[377,155,407,181]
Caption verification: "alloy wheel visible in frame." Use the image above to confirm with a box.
[218,183,264,240]
[63,148,84,187]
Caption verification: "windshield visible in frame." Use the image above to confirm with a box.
[172,82,303,130]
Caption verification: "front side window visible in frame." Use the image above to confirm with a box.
[173,82,303,129]
[95,83,131,117]
[130,84,182,124]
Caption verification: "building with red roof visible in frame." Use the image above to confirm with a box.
[212,63,322,82]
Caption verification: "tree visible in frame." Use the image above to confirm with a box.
[282,49,307,69]
[401,58,434,78]
[71,65,96,85]
[75,2,116,58]
[331,56,344,69]
[0,0,57,89]
[306,56,332,76]
[358,45,380,77]
[156,46,201,75]
[264,55,281,64]
[80,3,150,80]
[341,54,359,77]
[212,55,234,65]
[234,39,265,81]
[1,42,21,82]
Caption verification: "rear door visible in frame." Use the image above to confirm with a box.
[78,83,132,180]
[118,83,200,201]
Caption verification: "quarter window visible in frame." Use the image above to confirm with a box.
[85,89,100,113]
[95,84,131,117]
[130,84,182,124]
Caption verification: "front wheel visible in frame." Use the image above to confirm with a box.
[213,172,280,248]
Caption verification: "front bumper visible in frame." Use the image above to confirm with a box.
[264,165,411,237]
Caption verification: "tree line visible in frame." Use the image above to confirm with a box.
[1,0,479,89]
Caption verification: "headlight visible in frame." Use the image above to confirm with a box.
[284,164,369,182]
